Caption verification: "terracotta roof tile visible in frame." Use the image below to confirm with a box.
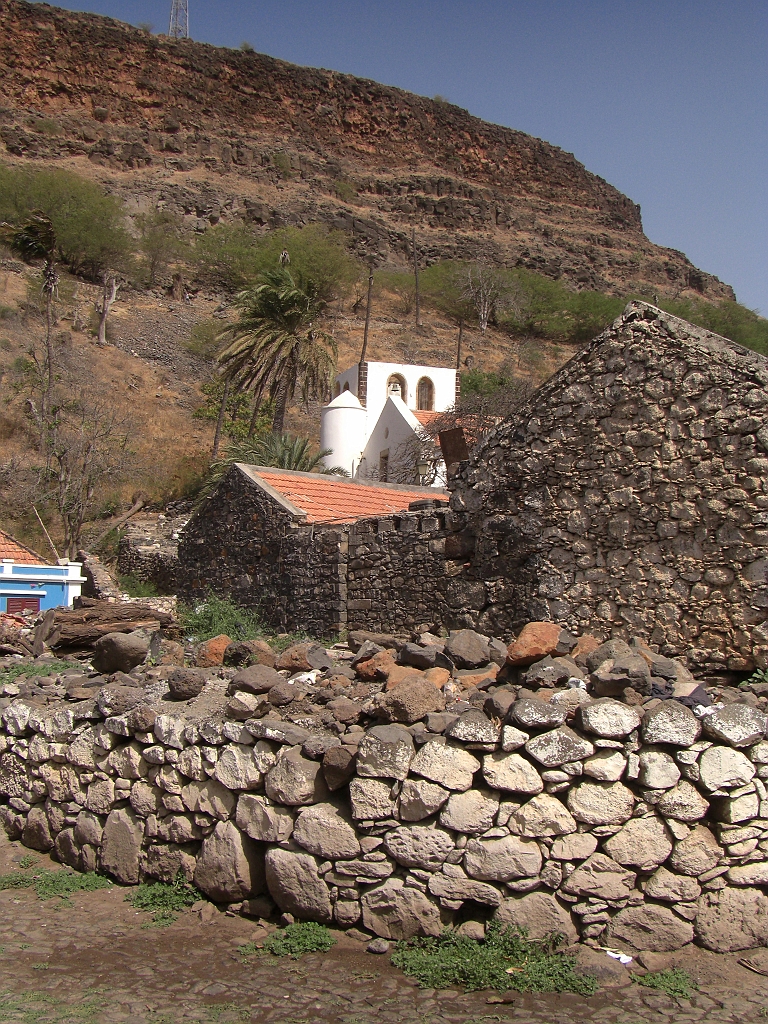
[254,468,446,524]
[0,529,49,564]
[413,410,441,426]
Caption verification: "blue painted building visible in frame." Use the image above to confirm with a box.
[0,530,86,614]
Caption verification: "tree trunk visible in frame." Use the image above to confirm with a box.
[247,383,267,437]
[456,319,464,370]
[271,379,288,435]
[97,277,119,345]
[412,227,422,327]
[359,266,374,366]
[212,377,231,458]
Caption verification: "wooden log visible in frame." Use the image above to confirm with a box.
[42,598,179,648]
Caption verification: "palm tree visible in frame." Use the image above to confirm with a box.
[195,433,348,508]
[217,268,337,434]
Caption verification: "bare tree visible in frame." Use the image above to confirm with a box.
[389,376,535,485]
[463,262,517,334]
[95,274,120,346]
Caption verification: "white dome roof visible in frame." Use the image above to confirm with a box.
[325,391,364,410]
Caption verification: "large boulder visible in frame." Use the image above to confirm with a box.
[506,622,568,666]
[264,752,328,806]
[264,847,332,923]
[92,631,150,674]
[349,778,398,820]
[703,705,767,748]
[99,807,144,884]
[398,779,450,821]
[579,699,642,738]
[194,821,265,902]
[383,825,455,869]
[561,852,636,900]
[567,780,635,825]
[698,746,755,791]
[356,725,414,780]
[361,878,442,939]
[602,815,673,870]
[482,752,544,795]
[695,887,768,952]
[606,905,694,952]
[378,678,445,724]
[495,892,578,943]
[464,835,542,881]
[439,788,499,834]
[513,794,577,837]
[444,629,490,669]
[293,802,360,860]
[525,727,594,768]
[668,825,722,875]
[144,843,198,883]
[641,702,701,747]
[410,741,480,791]
[235,794,294,843]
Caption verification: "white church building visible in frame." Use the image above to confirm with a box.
[320,360,458,485]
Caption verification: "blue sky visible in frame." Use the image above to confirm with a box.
[48,1,768,314]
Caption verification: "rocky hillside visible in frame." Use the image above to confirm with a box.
[0,0,733,302]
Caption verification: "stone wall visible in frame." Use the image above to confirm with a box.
[177,466,348,637]
[4,670,768,953]
[450,303,768,673]
[177,466,472,638]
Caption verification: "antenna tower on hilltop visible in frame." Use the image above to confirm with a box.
[169,0,189,39]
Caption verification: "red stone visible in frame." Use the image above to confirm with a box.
[195,634,232,668]
[506,622,563,666]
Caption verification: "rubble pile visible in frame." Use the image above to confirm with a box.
[2,620,768,954]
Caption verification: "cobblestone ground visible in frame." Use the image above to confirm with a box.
[1,832,767,1024]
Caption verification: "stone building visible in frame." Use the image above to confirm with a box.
[177,465,448,636]
[449,302,768,672]
[177,302,768,672]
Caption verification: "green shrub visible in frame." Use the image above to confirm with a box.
[391,924,597,995]
[262,922,336,959]
[193,222,261,292]
[0,869,111,901]
[127,872,201,927]
[0,163,131,280]
[179,593,264,642]
[272,152,293,179]
[638,967,697,1000]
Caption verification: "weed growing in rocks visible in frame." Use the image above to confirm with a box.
[127,872,201,926]
[0,869,111,902]
[0,659,72,686]
[17,855,36,869]
[262,921,337,959]
[391,925,598,995]
[179,594,265,642]
[638,967,698,999]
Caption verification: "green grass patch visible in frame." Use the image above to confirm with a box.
[17,855,36,869]
[118,572,159,598]
[391,924,597,995]
[0,869,111,902]
[262,921,336,959]
[0,989,104,1023]
[638,967,697,1000]
[127,872,201,926]
[0,659,73,687]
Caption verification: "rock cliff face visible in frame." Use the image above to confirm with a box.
[0,0,734,299]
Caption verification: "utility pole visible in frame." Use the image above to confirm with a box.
[169,0,189,39]
[412,226,422,327]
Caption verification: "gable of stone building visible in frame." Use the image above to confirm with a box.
[450,302,768,672]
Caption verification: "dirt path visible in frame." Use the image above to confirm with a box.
[0,829,765,1024]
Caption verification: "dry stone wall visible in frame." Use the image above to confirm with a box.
[4,632,768,954]
[451,303,768,673]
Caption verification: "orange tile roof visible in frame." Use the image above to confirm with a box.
[413,410,442,426]
[0,528,49,565]
[252,467,447,524]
